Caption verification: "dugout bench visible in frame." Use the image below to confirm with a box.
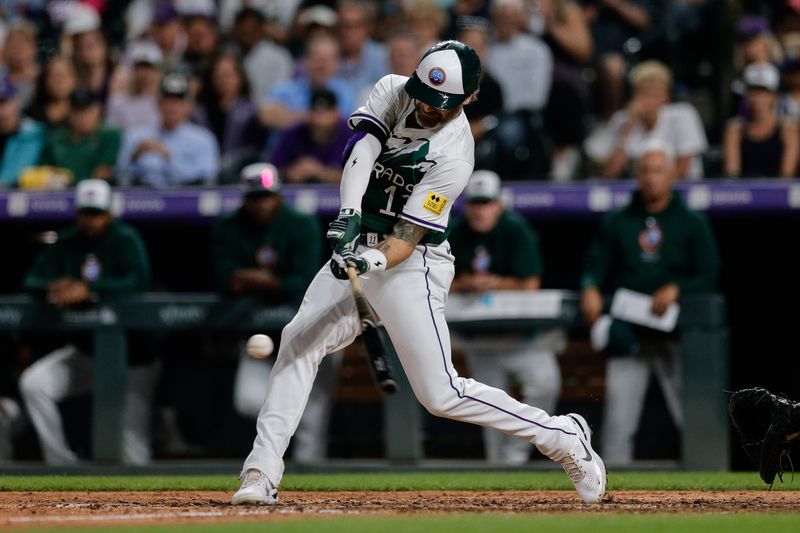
[0,292,728,469]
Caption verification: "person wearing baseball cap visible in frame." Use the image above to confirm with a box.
[234,38,607,507]
[723,61,799,178]
[38,87,122,182]
[117,72,220,186]
[270,87,350,184]
[449,170,562,465]
[107,42,163,135]
[20,178,157,466]
[213,163,339,464]
[0,74,46,187]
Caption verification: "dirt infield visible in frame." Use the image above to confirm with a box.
[1,490,797,528]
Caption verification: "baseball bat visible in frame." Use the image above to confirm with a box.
[346,266,399,394]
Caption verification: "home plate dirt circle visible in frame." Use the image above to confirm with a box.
[1,490,797,528]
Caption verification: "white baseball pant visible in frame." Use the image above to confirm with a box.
[461,329,565,464]
[241,242,579,484]
[18,344,160,465]
[601,343,682,465]
[233,348,342,463]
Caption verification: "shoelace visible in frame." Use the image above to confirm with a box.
[562,456,585,483]
[242,470,266,488]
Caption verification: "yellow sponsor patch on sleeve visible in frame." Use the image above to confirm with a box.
[422,191,448,216]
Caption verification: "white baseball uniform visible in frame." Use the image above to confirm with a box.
[240,75,580,483]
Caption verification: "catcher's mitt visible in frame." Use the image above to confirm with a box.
[729,387,800,486]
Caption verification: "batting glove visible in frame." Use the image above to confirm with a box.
[327,208,361,251]
[330,248,387,280]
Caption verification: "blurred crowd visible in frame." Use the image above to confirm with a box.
[0,0,799,187]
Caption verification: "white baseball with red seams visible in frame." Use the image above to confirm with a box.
[245,334,274,360]
[234,43,607,506]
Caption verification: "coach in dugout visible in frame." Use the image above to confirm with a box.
[18,179,158,465]
[580,138,720,465]
[211,163,340,463]
[449,170,564,465]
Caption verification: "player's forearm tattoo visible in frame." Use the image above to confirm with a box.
[391,219,428,246]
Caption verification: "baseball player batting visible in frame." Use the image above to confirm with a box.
[232,40,606,505]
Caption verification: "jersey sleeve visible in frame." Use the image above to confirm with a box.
[399,158,473,233]
[347,75,403,144]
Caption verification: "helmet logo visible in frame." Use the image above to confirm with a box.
[428,67,446,86]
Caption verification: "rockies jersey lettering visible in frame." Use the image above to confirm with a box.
[349,75,474,245]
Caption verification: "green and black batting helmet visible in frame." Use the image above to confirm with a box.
[404,40,481,110]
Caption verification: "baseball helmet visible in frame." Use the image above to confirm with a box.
[404,40,481,110]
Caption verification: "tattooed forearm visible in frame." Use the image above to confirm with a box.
[391,219,428,246]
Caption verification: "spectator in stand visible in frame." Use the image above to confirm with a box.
[271,87,349,184]
[150,2,187,72]
[38,88,122,183]
[337,0,389,107]
[219,0,302,46]
[64,5,115,104]
[724,62,799,179]
[260,34,354,130]
[291,5,340,55]
[1,21,39,108]
[585,61,708,180]
[0,75,45,187]
[580,139,719,465]
[195,53,266,182]
[404,0,448,53]
[180,8,219,80]
[486,0,553,177]
[730,16,784,118]
[213,162,338,464]
[106,42,163,135]
[444,0,491,40]
[535,0,593,181]
[449,170,564,465]
[387,31,420,76]
[25,56,78,130]
[19,179,159,465]
[118,72,220,187]
[583,0,652,121]
[230,7,293,104]
[458,26,503,150]
[779,57,800,120]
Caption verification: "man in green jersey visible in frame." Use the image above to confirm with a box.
[18,179,158,465]
[233,41,606,505]
[580,138,720,465]
[450,170,563,465]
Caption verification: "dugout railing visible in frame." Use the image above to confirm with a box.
[0,292,728,470]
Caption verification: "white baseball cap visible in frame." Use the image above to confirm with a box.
[75,179,112,212]
[743,61,780,91]
[128,41,163,67]
[63,3,101,35]
[465,170,501,202]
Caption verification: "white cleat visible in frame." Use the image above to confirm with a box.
[559,413,607,504]
[231,468,279,505]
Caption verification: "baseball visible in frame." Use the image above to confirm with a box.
[246,334,274,359]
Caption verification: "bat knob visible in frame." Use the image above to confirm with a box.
[381,379,400,394]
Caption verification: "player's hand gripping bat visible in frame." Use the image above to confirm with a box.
[346,266,399,394]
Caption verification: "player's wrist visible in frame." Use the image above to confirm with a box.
[359,249,387,273]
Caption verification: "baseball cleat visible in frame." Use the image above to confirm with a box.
[231,468,279,505]
[559,413,607,504]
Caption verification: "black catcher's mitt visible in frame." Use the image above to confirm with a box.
[729,387,800,486]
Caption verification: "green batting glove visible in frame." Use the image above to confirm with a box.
[327,208,361,251]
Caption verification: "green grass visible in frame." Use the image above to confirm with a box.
[1,471,798,492]
[22,514,800,533]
